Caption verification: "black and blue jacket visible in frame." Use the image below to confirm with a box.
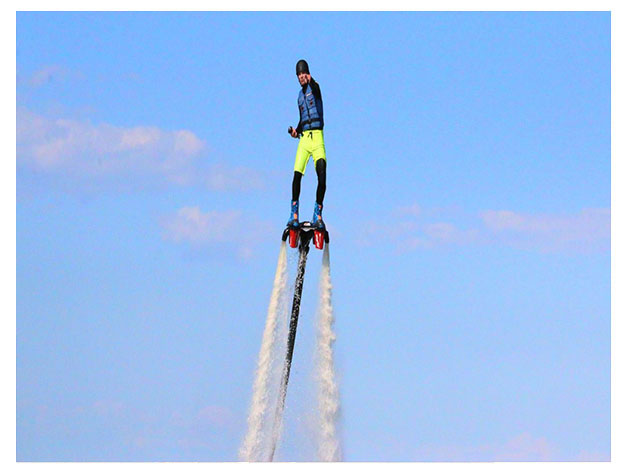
[296,79,324,134]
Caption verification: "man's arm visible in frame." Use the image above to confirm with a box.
[309,78,322,100]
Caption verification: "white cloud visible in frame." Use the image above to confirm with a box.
[481,208,610,252]
[160,206,272,260]
[424,222,475,243]
[575,449,611,462]
[204,163,264,192]
[196,405,233,427]
[17,108,204,179]
[406,222,481,250]
[492,432,556,461]
[17,107,263,192]
[396,203,422,217]
[365,204,610,254]
[413,432,560,461]
[160,207,241,244]
[24,65,81,88]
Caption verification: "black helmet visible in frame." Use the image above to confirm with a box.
[296,59,309,75]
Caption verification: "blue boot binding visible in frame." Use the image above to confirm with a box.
[287,200,299,228]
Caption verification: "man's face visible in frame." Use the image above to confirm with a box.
[297,72,311,86]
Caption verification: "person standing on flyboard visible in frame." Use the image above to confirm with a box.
[287,59,326,230]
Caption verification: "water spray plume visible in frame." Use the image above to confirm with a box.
[239,243,288,462]
[268,238,310,461]
[315,245,342,461]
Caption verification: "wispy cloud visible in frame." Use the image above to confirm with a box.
[160,206,272,260]
[204,163,264,192]
[17,108,205,178]
[492,432,556,461]
[406,222,481,249]
[18,397,238,460]
[413,432,560,462]
[22,65,82,88]
[481,208,610,253]
[365,202,610,254]
[160,207,241,245]
[575,449,611,462]
[396,203,422,217]
[17,107,264,193]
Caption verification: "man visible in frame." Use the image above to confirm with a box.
[287,59,326,230]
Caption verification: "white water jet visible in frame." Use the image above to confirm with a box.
[314,245,342,461]
[239,243,289,462]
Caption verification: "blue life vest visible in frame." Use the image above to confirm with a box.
[298,83,324,131]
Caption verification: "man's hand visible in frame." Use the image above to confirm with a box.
[289,126,299,138]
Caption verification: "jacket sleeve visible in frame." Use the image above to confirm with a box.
[310,79,322,101]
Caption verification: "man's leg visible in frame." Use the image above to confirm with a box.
[292,171,303,202]
[315,159,326,205]
[313,158,326,228]
[288,172,303,227]
[288,136,310,227]
[311,130,327,228]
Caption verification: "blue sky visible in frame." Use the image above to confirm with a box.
[16,11,610,461]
